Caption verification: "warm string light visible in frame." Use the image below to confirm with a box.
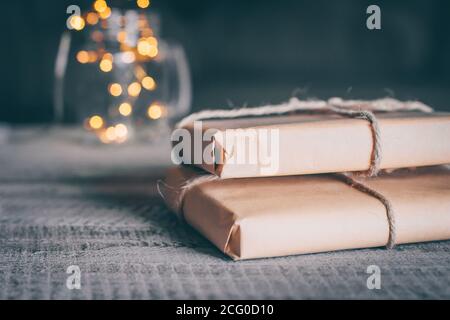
[121,51,136,64]
[114,123,128,139]
[128,82,142,97]
[147,103,164,120]
[105,126,117,141]
[77,50,98,64]
[88,115,104,130]
[134,65,147,81]
[137,37,158,58]
[94,0,108,13]
[86,12,99,25]
[99,7,112,20]
[88,51,98,63]
[109,83,123,97]
[76,51,90,64]
[70,15,85,31]
[117,30,127,43]
[118,103,133,116]
[91,30,104,42]
[137,0,151,9]
[72,0,165,144]
[98,123,129,144]
[99,52,113,72]
[142,76,156,90]
[99,59,113,72]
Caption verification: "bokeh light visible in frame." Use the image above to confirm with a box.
[114,124,128,139]
[89,115,104,130]
[142,76,156,90]
[69,15,85,31]
[88,51,98,63]
[137,37,158,57]
[86,12,99,25]
[99,60,113,72]
[109,83,123,97]
[148,46,158,58]
[121,51,136,64]
[91,30,104,42]
[128,82,142,97]
[99,7,112,20]
[76,51,90,64]
[147,103,164,120]
[137,0,150,9]
[118,103,133,116]
[94,0,108,13]
[137,39,151,56]
[105,126,117,141]
[103,53,113,61]
[117,31,127,43]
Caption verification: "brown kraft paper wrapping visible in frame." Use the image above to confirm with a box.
[178,112,450,178]
[163,166,450,260]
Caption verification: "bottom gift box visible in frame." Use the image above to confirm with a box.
[161,165,450,260]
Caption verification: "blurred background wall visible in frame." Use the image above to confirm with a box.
[0,0,449,123]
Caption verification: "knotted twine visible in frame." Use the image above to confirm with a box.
[159,97,433,249]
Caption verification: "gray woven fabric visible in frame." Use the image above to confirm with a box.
[0,127,449,300]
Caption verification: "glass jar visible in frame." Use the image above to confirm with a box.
[55,7,191,144]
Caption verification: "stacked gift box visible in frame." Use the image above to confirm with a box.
[160,98,450,260]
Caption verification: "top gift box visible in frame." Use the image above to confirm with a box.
[172,98,450,178]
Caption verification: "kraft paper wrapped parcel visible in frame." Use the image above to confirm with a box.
[163,165,450,260]
[163,110,450,260]
[176,112,450,178]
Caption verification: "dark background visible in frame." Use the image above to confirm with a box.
[1,0,449,123]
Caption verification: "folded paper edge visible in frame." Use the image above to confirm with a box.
[223,223,241,261]
[179,176,241,261]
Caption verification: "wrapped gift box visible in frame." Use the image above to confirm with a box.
[174,112,450,178]
[162,165,450,260]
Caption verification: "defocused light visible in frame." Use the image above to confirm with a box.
[86,12,99,25]
[138,18,148,29]
[121,51,136,64]
[89,115,104,129]
[99,7,111,19]
[148,46,158,58]
[114,124,128,139]
[117,31,127,43]
[141,28,153,37]
[109,83,122,97]
[94,0,108,13]
[88,51,98,63]
[137,39,151,56]
[98,130,111,144]
[137,0,150,9]
[91,30,104,42]
[137,37,158,57]
[105,126,117,141]
[69,16,85,31]
[128,82,142,97]
[147,103,163,120]
[147,36,158,46]
[150,47,158,57]
[142,76,156,90]
[134,65,147,80]
[76,51,89,64]
[118,103,132,116]
[99,59,113,72]
[103,53,113,61]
